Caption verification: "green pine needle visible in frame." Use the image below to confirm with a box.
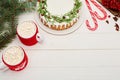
[0,0,37,50]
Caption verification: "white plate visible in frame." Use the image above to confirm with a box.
[34,1,85,36]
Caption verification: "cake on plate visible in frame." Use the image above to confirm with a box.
[38,0,82,30]
[97,0,120,17]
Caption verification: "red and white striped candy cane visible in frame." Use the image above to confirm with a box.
[85,0,98,31]
[90,0,107,20]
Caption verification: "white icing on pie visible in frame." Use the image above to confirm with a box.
[47,0,74,16]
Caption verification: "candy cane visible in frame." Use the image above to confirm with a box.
[85,0,98,31]
[90,0,107,20]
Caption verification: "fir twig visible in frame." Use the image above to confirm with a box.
[0,0,37,50]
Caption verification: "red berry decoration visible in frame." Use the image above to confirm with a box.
[102,0,120,11]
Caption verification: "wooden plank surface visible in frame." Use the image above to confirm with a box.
[1,50,120,80]
[0,0,120,80]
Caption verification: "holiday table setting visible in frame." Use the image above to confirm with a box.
[0,0,120,80]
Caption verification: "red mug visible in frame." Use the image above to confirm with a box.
[17,21,42,46]
[0,46,28,71]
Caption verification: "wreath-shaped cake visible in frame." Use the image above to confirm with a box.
[38,0,82,30]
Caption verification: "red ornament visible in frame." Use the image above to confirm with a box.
[102,0,120,11]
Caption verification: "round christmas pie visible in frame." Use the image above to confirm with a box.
[38,0,82,30]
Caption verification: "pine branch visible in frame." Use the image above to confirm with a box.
[0,0,37,50]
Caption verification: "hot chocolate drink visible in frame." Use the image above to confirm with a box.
[17,21,36,38]
[3,46,24,65]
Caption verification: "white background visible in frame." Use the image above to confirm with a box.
[0,0,120,80]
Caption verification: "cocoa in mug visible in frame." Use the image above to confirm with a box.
[0,46,28,71]
[17,21,42,46]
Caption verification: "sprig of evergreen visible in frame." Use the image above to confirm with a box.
[0,0,37,49]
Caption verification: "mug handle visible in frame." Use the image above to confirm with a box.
[0,61,8,71]
[36,33,43,43]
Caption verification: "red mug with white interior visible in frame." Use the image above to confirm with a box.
[17,21,42,46]
[0,46,28,71]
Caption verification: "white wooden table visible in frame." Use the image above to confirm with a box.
[0,0,120,80]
